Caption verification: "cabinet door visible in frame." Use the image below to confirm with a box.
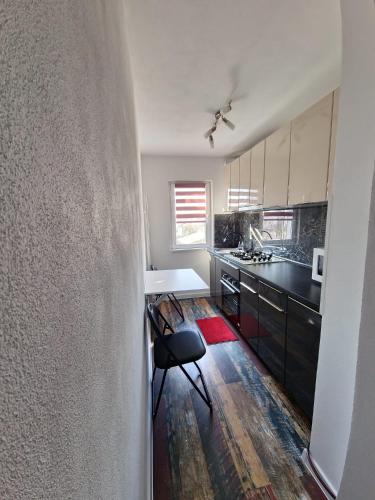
[250,140,265,206]
[285,297,321,419]
[220,258,240,282]
[257,282,287,383]
[239,272,259,352]
[229,158,240,211]
[224,162,231,211]
[239,150,251,208]
[264,124,291,208]
[288,93,333,205]
[215,258,223,309]
[327,88,340,197]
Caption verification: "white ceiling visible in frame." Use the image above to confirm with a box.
[125,0,341,158]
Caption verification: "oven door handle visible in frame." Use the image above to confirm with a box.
[220,278,238,294]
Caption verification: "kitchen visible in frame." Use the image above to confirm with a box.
[3,1,375,500]
[127,1,374,499]
[3,0,375,499]
[141,85,340,497]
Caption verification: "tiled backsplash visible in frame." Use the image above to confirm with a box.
[214,203,327,267]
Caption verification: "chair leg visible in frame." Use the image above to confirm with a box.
[167,293,185,322]
[153,368,168,421]
[194,361,212,410]
[178,364,212,411]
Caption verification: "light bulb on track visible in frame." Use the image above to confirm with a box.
[221,115,235,130]
[204,125,216,138]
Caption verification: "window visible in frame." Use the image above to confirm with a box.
[170,181,211,250]
[262,210,294,241]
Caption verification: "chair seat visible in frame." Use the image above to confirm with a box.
[154,329,206,369]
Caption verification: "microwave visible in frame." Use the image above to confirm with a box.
[312,248,324,283]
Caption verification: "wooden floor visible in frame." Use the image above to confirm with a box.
[153,298,325,500]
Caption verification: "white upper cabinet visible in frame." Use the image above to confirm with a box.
[264,124,291,208]
[250,140,265,206]
[288,93,333,205]
[239,150,251,208]
[230,158,240,211]
[223,89,339,210]
[224,162,231,211]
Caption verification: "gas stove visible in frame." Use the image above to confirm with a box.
[229,250,284,265]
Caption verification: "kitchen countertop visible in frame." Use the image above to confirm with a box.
[208,248,321,312]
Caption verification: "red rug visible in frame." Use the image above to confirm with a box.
[196,316,239,345]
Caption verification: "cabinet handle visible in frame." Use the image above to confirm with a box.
[259,294,284,313]
[259,280,283,295]
[289,296,320,315]
[240,282,257,294]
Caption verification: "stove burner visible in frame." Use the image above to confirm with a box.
[230,250,274,263]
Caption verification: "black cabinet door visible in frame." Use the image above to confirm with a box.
[239,272,259,352]
[209,255,216,299]
[215,258,223,309]
[285,297,321,419]
[258,281,287,383]
[219,258,240,281]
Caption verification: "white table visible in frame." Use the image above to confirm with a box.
[144,268,209,296]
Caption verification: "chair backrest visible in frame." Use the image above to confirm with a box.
[147,302,174,338]
[147,303,180,365]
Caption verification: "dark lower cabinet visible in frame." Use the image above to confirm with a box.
[258,281,287,384]
[209,255,216,299]
[212,256,222,309]
[209,254,322,418]
[285,297,321,419]
[239,272,259,352]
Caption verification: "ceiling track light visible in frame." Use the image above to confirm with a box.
[204,100,235,149]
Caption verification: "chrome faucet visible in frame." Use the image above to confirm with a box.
[260,230,273,239]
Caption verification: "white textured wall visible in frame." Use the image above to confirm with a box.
[1,2,149,499]
[141,155,225,291]
[338,175,375,499]
[335,3,375,497]
[310,0,375,496]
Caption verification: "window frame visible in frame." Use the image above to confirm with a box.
[261,209,295,244]
[169,180,213,251]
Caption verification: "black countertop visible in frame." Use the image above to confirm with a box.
[208,248,321,313]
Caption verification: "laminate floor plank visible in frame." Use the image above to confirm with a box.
[210,344,242,384]
[214,382,270,490]
[153,394,174,500]
[160,366,215,500]
[227,382,309,500]
[153,298,324,500]
[226,343,309,465]
[261,376,310,444]
[191,387,246,500]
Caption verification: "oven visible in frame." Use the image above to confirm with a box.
[220,271,240,329]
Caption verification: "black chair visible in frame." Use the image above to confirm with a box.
[150,265,185,321]
[147,302,212,420]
